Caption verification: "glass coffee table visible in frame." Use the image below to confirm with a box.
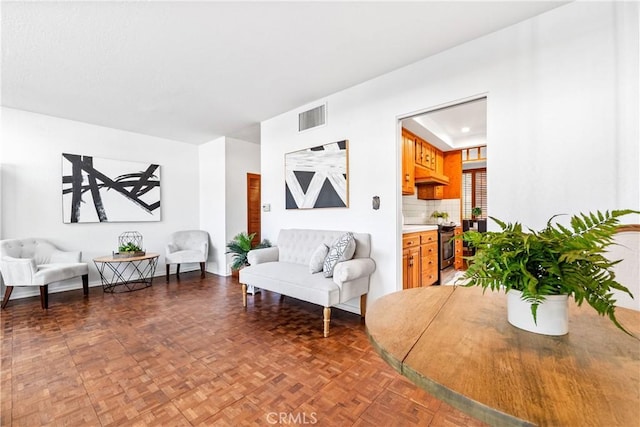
[93,253,160,293]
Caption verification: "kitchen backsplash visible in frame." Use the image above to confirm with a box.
[402,193,461,225]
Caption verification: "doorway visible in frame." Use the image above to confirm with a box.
[399,97,487,227]
[398,96,487,288]
[246,173,261,245]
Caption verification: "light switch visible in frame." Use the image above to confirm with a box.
[262,203,271,212]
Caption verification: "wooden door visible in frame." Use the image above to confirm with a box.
[247,173,261,245]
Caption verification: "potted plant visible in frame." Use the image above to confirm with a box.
[431,211,449,225]
[114,242,145,258]
[471,206,482,220]
[225,232,271,276]
[458,209,638,336]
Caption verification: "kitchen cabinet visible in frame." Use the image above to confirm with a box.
[442,151,463,199]
[403,230,438,289]
[403,233,421,289]
[414,137,440,171]
[417,184,443,200]
[435,150,444,174]
[454,226,464,270]
[418,150,459,200]
[415,139,435,170]
[402,132,415,195]
[402,245,420,289]
[420,231,439,286]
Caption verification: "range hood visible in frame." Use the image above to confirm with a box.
[414,165,449,186]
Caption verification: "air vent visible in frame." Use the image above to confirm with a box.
[298,104,326,132]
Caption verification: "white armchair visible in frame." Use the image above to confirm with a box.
[0,238,89,309]
[165,230,210,281]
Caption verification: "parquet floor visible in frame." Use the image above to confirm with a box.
[0,272,486,426]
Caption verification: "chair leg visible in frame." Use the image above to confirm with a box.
[200,262,206,279]
[82,274,89,296]
[176,264,180,277]
[40,285,49,309]
[242,284,247,307]
[1,286,14,309]
[166,264,170,282]
[323,307,331,338]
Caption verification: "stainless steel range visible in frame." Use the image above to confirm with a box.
[438,224,456,270]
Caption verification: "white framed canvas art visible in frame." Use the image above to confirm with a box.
[62,153,161,223]
[285,140,348,209]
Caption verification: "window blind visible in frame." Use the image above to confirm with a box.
[462,169,487,219]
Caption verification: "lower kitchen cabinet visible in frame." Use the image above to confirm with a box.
[403,230,439,289]
[402,245,421,289]
[454,226,464,270]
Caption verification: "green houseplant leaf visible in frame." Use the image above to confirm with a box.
[458,209,639,336]
[225,232,271,271]
[118,242,142,252]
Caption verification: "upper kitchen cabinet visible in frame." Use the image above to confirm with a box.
[416,149,460,200]
[442,150,462,199]
[402,130,415,195]
[415,138,438,171]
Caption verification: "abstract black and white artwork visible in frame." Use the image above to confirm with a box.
[285,140,348,209]
[62,153,161,223]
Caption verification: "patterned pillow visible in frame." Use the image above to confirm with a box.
[309,244,329,273]
[323,232,356,278]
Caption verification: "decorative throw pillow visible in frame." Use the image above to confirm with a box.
[309,244,329,274]
[323,232,356,278]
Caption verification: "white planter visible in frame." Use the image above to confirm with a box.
[436,217,444,225]
[507,290,569,336]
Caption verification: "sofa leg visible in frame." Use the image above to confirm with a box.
[166,264,170,282]
[1,286,13,309]
[242,284,247,307]
[360,294,367,318]
[200,262,206,279]
[323,307,331,338]
[40,285,49,309]
[82,274,89,296]
[176,264,181,277]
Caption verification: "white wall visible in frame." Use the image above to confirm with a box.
[199,136,260,275]
[225,137,261,261]
[199,137,227,275]
[260,2,640,309]
[1,108,201,298]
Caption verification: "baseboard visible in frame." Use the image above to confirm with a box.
[335,301,359,315]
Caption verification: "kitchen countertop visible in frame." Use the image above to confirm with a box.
[402,224,438,233]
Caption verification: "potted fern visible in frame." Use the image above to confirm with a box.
[458,209,638,336]
[225,232,271,276]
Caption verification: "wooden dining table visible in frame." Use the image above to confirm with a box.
[365,285,640,426]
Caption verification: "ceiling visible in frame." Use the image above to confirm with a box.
[1,1,565,145]
[403,97,487,152]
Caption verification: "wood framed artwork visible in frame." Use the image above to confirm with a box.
[62,153,161,223]
[285,140,348,209]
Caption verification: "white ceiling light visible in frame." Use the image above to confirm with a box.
[461,126,470,133]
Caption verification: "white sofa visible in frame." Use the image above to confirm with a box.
[0,238,89,309]
[239,229,376,337]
